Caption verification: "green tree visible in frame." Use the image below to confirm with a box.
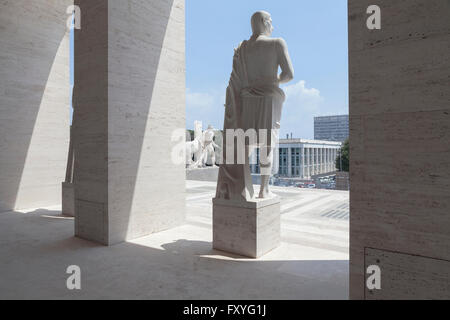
[336,138,349,172]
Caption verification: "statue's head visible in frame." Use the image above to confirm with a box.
[207,124,214,130]
[251,11,273,36]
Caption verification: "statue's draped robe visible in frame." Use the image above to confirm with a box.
[216,40,285,202]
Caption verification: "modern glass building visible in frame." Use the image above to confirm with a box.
[314,115,349,142]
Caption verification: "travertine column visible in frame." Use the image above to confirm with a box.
[335,149,338,171]
[287,147,292,177]
[328,148,332,172]
[328,148,333,172]
[316,148,319,175]
[317,148,320,174]
[314,148,318,175]
[329,149,333,171]
[320,148,324,174]
[301,147,306,179]
[74,0,186,245]
[306,148,310,178]
[0,1,71,212]
[333,149,337,171]
[313,148,316,176]
[316,148,319,174]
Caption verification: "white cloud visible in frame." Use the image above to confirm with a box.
[280,80,324,139]
[186,87,226,130]
[283,80,323,113]
[186,81,326,139]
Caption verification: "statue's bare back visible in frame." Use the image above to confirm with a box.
[216,11,294,201]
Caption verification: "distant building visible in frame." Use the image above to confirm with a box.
[250,139,341,179]
[314,115,349,142]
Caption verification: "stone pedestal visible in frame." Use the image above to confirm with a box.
[212,197,281,258]
[61,182,74,217]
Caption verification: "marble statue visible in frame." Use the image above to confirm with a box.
[203,125,221,166]
[185,135,203,168]
[186,123,221,168]
[215,11,294,201]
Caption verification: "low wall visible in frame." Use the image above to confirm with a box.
[186,167,219,182]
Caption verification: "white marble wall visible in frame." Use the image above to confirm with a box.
[0,1,71,212]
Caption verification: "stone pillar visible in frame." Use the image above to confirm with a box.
[301,147,305,178]
[350,0,450,299]
[287,147,292,177]
[328,148,334,172]
[306,148,311,179]
[315,148,318,175]
[74,0,186,245]
[0,0,71,212]
[319,148,323,174]
[334,149,338,171]
[314,148,318,175]
[316,148,320,175]
[329,149,332,172]
[306,148,310,178]
[328,148,331,172]
[330,148,335,171]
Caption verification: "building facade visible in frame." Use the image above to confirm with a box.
[251,139,341,179]
[314,115,349,142]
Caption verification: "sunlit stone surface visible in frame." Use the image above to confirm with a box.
[0,181,349,299]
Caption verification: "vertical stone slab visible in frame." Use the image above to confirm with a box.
[74,0,109,243]
[0,1,71,212]
[108,0,186,244]
[349,0,450,299]
[74,0,185,245]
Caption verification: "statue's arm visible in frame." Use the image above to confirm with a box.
[276,38,294,84]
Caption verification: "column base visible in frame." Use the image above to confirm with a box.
[212,197,281,258]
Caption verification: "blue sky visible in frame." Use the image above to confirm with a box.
[186,0,348,139]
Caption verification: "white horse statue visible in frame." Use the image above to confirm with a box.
[186,135,204,168]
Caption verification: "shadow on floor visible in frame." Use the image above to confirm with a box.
[0,208,349,300]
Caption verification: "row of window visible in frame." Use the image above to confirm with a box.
[252,148,337,176]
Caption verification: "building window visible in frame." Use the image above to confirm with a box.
[291,148,301,177]
[251,148,260,174]
[279,148,288,176]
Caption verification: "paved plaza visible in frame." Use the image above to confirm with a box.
[0,181,349,300]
